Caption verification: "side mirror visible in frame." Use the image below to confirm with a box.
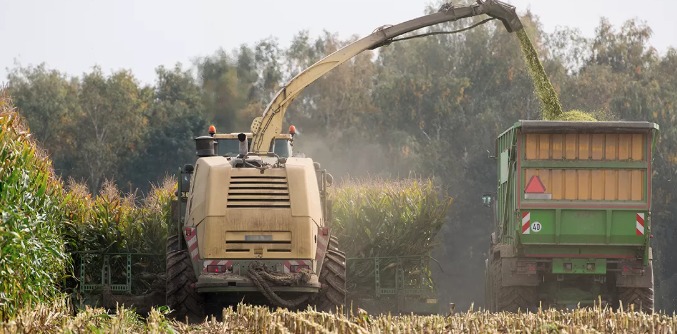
[482,193,493,207]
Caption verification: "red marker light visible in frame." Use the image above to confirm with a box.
[207,265,227,273]
[289,125,296,135]
[208,125,216,136]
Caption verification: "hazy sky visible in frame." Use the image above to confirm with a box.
[1,0,675,86]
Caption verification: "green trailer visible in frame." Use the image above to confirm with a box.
[485,120,658,312]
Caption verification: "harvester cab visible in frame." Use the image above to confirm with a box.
[195,131,292,157]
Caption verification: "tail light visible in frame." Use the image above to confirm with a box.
[207,265,228,273]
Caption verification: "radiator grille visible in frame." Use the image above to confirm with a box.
[227,175,290,208]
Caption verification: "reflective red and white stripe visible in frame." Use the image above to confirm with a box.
[283,260,313,273]
[203,260,233,272]
[636,213,645,236]
[522,211,531,234]
[184,227,199,261]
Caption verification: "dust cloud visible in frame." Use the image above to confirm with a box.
[293,130,494,312]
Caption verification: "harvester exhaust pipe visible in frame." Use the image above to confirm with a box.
[238,133,248,158]
[195,136,215,157]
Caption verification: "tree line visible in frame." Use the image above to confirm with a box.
[4,12,677,311]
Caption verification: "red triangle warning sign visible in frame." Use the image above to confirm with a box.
[525,175,546,193]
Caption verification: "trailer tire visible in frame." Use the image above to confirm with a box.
[618,262,654,313]
[618,287,654,313]
[166,235,204,323]
[497,286,537,313]
[316,236,346,312]
[492,255,536,312]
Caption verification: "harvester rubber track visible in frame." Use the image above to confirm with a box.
[316,236,347,311]
[166,235,204,323]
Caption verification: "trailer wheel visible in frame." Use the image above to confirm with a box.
[497,286,537,313]
[618,262,654,313]
[166,235,204,323]
[316,236,346,312]
[618,287,654,313]
[492,255,536,312]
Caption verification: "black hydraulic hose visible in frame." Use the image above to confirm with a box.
[388,17,496,43]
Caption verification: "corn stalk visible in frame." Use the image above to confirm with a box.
[0,93,68,320]
[330,177,452,295]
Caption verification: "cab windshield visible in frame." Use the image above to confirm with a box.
[216,139,243,157]
[216,138,291,157]
[272,139,291,158]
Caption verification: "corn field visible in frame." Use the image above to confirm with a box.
[1,300,676,333]
[330,178,452,302]
[0,93,68,320]
[1,93,175,319]
[331,178,452,259]
[64,178,174,257]
[3,89,672,332]
[65,177,174,299]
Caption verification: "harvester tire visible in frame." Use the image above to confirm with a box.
[618,287,654,313]
[166,234,180,253]
[166,235,204,323]
[316,236,346,312]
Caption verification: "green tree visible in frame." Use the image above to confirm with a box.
[196,45,264,132]
[254,38,283,101]
[6,64,80,174]
[196,50,242,131]
[120,64,207,191]
[74,67,150,192]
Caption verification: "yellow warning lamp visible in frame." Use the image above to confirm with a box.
[208,125,216,136]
